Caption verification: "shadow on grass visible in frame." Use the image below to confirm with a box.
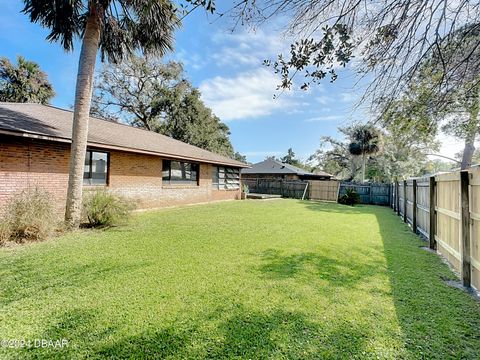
[96,327,191,359]
[0,258,151,307]
[301,201,480,358]
[10,308,189,359]
[28,307,369,359]
[257,249,384,289]
[206,307,368,359]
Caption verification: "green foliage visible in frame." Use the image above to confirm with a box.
[348,124,382,182]
[1,201,480,358]
[0,222,10,246]
[338,188,360,206]
[0,187,56,243]
[242,183,249,194]
[348,124,382,156]
[280,148,309,169]
[378,23,480,169]
[309,124,383,181]
[22,0,179,61]
[0,56,55,104]
[233,151,247,163]
[82,190,134,227]
[92,56,238,158]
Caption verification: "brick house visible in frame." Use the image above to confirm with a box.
[0,103,248,213]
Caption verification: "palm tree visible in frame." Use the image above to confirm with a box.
[0,55,55,104]
[22,0,178,227]
[348,124,382,183]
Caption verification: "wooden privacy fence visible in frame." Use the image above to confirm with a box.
[242,179,340,202]
[339,183,391,205]
[308,180,340,201]
[391,167,480,290]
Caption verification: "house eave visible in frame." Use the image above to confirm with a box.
[0,129,250,168]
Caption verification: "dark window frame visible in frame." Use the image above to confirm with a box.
[162,159,200,186]
[83,149,110,186]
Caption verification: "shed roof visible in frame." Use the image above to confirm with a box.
[241,158,332,177]
[0,102,248,168]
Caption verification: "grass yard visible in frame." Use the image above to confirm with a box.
[1,200,480,359]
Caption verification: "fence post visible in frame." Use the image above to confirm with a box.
[412,179,417,233]
[390,184,394,208]
[403,180,408,223]
[460,171,471,288]
[429,176,436,250]
[390,184,393,208]
[396,181,400,216]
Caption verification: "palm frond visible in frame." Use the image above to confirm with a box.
[23,0,179,62]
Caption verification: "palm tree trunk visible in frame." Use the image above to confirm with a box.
[65,9,101,228]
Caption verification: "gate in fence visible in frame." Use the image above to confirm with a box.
[391,168,480,291]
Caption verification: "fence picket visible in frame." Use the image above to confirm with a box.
[390,168,480,291]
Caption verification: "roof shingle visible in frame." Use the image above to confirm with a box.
[241,158,332,177]
[0,102,248,168]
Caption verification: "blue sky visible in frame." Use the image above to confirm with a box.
[0,1,464,163]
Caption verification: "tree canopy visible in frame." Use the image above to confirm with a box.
[0,56,54,104]
[376,24,480,169]
[308,122,436,182]
[22,0,186,227]
[219,1,480,100]
[280,148,305,168]
[92,55,241,159]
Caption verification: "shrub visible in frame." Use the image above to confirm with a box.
[82,189,134,227]
[0,222,10,246]
[339,188,361,206]
[2,187,56,243]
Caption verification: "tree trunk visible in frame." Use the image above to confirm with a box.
[65,9,102,228]
[461,97,479,170]
[461,132,476,170]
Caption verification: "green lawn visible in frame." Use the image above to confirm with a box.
[1,200,479,359]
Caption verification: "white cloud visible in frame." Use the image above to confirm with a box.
[340,93,356,103]
[199,68,296,121]
[211,29,289,68]
[173,49,208,71]
[305,115,343,122]
[316,96,332,105]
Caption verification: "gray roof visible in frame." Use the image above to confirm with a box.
[0,102,248,168]
[241,158,332,177]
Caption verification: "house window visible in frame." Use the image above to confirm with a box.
[83,150,108,185]
[162,160,199,185]
[212,166,240,190]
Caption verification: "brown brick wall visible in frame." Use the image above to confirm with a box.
[0,136,240,214]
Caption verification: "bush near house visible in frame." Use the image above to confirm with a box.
[0,187,56,243]
[82,189,134,227]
